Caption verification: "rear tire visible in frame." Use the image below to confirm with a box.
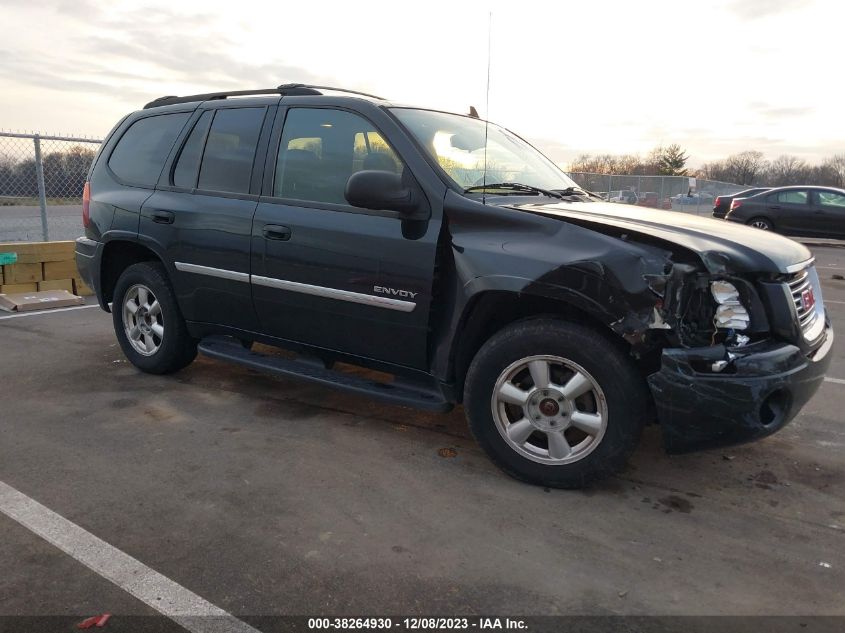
[112,262,197,374]
[747,217,773,231]
[464,319,647,488]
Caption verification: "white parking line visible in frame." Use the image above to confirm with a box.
[0,304,100,320]
[0,480,260,633]
[825,377,845,385]
[825,299,845,305]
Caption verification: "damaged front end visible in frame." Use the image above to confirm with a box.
[614,245,834,453]
[649,334,832,452]
[453,198,833,454]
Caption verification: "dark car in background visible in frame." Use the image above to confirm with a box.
[725,185,845,238]
[712,187,770,219]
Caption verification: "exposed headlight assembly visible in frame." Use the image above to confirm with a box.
[710,280,750,330]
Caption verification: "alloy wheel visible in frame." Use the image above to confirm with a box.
[122,284,164,356]
[491,355,608,465]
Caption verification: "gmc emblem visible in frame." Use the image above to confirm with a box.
[801,286,815,312]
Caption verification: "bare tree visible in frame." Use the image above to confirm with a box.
[695,160,730,182]
[569,148,844,189]
[765,155,809,186]
[821,154,845,187]
[615,154,643,175]
[724,151,767,185]
[569,154,610,174]
[569,148,671,176]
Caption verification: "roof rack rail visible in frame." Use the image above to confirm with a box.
[279,84,385,100]
[143,84,385,109]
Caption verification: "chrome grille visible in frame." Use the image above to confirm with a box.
[786,266,824,341]
[788,270,814,327]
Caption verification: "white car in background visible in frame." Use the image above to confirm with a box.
[608,190,639,204]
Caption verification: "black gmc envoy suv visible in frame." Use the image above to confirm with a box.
[76,84,833,488]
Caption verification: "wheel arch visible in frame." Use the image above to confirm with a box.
[447,285,632,402]
[99,239,165,309]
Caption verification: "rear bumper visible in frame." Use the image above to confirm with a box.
[648,326,833,453]
[74,237,108,311]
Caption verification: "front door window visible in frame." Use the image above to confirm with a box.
[274,108,403,205]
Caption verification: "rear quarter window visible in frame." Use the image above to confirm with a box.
[107,113,190,186]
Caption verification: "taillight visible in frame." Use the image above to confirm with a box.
[714,196,721,207]
[82,181,91,228]
[730,200,742,211]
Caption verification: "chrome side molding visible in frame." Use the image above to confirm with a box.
[251,275,415,312]
[174,262,250,283]
[174,262,416,313]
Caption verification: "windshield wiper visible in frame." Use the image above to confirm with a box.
[551,186,601,200]
[464,182,563,199]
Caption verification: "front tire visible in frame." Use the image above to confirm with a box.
[464,319,647,488]
[112,262,197,374]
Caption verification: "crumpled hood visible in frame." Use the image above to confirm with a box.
[511,200,812,274]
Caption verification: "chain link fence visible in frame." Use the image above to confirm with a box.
[564,172,749,215]
[0,131,102,242]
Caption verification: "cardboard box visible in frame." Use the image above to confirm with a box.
[1,283,39,294]
[3,262,43,284]
[0,241,75,264]
[38,279,74,293]
[73,278,94,297]
[42,260,79,281]
[0,289,84,313]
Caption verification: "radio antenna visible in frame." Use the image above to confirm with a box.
[482,11,492,205]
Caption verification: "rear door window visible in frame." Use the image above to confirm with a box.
[777,190,808,205]
[197,108,266,194]
[108,113,190,186]
[172,110,213,189]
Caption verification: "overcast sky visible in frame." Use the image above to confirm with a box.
[1,0,842,167]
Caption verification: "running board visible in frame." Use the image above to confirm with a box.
[198,336,451,412]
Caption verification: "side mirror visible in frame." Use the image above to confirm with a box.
[345,170,419,215]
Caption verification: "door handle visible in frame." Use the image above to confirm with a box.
[768,205,781,210]
[150,210,175,224]
[263,224,291,241]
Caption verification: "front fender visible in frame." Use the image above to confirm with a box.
[462,274,619,325]
[431,267,662,390]
[430,191,676,386]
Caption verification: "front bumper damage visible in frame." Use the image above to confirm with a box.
[648,325,833,453]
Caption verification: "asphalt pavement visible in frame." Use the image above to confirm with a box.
[0,205,82,242]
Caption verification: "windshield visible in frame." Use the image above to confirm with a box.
[390,108,577,193]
